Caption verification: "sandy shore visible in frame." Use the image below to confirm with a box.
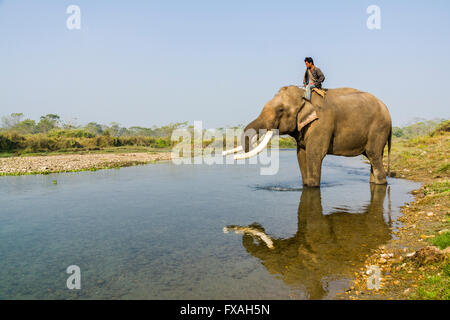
[0,152,172,175]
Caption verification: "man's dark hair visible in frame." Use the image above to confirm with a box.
[304,57,314,65]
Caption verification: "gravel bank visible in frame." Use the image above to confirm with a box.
[0,152,172,175]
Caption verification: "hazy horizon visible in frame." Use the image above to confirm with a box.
[1,0,449,128]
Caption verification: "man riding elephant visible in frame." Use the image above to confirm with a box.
[223,85,392,187]
[303,57,325,101]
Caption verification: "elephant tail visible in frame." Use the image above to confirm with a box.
[387,127,392,176]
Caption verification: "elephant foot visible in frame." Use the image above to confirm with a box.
[370,173,387,185]
[303,183,320,188]
[370,180,388,185]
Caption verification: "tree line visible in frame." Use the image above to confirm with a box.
[0,113,248,154]
[0,113,190,138]
[392,119,448,139]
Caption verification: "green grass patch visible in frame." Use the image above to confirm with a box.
[425,275,442,285]
[424,180,450,195]
[431,232,450,250]
[443,263,450,277]
[412,270,450,300]
[438,163,450,173]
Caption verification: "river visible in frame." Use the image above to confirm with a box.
[0,151,420,299]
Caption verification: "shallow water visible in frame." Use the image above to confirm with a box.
[0,151,420,299]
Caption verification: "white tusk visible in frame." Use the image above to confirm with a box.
[223,226,274,249]
[234,130,274,160]
[222,145,243,156]
[250,134,258,148]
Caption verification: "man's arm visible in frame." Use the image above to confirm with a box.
[314,68,325,86]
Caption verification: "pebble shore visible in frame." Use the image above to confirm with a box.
[0,152,172,175]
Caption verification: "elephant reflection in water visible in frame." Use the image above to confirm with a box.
[224,185,391,299]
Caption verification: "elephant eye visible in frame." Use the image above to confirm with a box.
[277,106,284,113]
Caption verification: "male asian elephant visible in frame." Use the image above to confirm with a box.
[224,86,392,187]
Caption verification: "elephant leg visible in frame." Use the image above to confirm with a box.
[366,135,388,184]
[369,165,376,184]
[364,152,377,183]
[297,146,308,186]
[367,154,387,185]
[305,147,327,187]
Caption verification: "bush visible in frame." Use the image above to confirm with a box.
[48,129,95,138]
[0,132,175,154]
[430,120,450,137]
[0,132,25,152]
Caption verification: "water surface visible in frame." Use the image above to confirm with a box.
[0,151,419,299]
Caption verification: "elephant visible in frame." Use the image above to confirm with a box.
[223,86,392,187]
[223,184,391,299]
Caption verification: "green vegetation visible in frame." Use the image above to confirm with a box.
[0,131,176,155]
[444,262,450,277]
[1,112,299,156]
[392,118,447,139]
[438,163,450,173]
[395,121,450,300]
[423,181,450,196]
[278,136,297,148]
[431,232,450,250]
[0,113,195,155]
[388,119,450,181]
[414,271,450,300]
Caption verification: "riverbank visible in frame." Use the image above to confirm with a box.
[341,126,449,300]
[0,151,172,176]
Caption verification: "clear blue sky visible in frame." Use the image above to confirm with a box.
[0,0,449,128]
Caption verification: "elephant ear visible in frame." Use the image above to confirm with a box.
[297,101,318,132]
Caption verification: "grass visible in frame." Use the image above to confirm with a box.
[412,266,450,300]
[431,232,450,250]
[423,180,450,196]
[387,128,449,182]
[444,262,450,277]
[438,163,450,173]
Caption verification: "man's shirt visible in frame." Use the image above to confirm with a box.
[303,67,325,88]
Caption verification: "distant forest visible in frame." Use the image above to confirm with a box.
[0,113,193,138]
[0,113,244,154]
[392,118,448,139]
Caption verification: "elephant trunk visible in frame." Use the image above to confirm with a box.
[242,118,264,152]
[221,119,261,157]
[222,115,275,159]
